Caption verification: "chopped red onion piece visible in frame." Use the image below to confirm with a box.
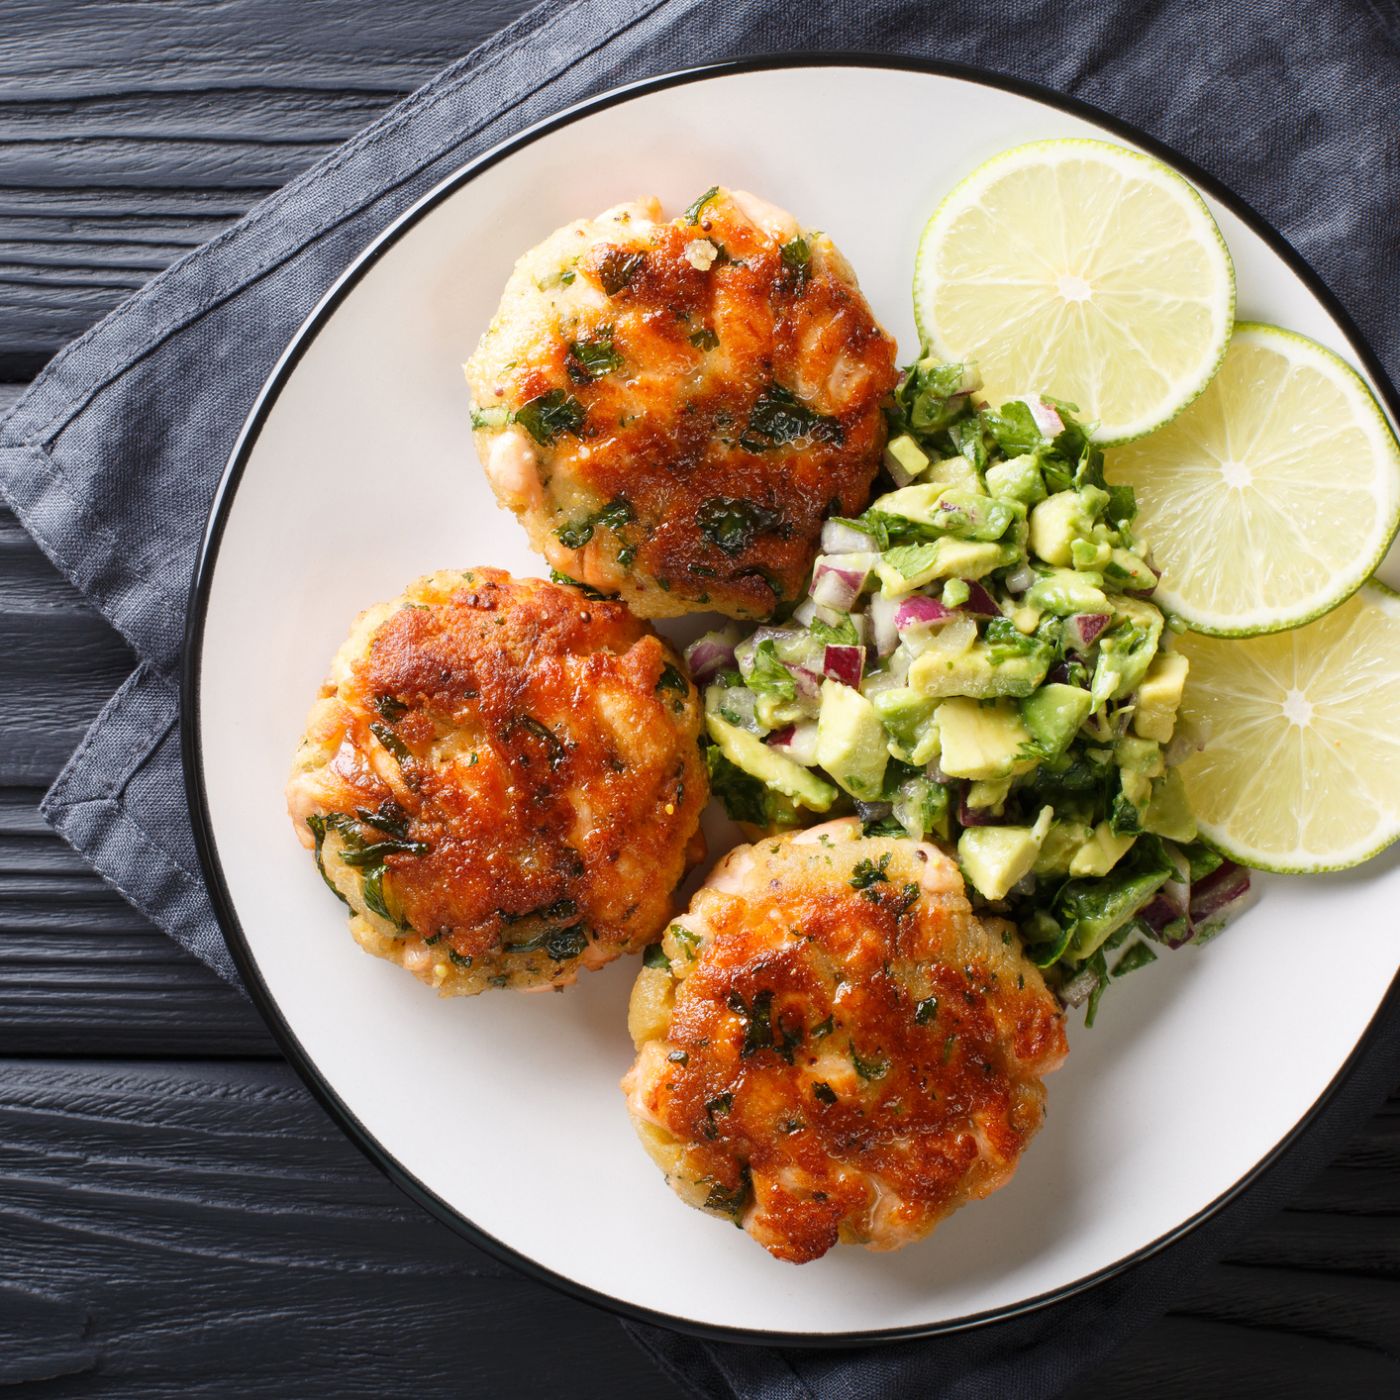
[791,598,818,628]
[1065,612,1111,651]
[822,644,866,688]
[868,592,900,657]
[1022,396,1064,438]
[750,625,797,650]
[1005,563,1037,594]
[957,579,1002,616]
[895,595,953,632]
[768,719,819,765]
[789,666,823,701]
[821,519,878,553]
[683,631,737,684]
[1189,861,1252,922]
[810,558,869,612]
[1060,965,1100,1007]
[1137,892,1194,949]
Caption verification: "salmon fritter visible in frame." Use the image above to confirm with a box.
[622,819,1067,1263]
[286,569,708,994]
[464,187,899,620]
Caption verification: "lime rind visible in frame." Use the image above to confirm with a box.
[913,138,1235,445]
[1116,322,1400,639]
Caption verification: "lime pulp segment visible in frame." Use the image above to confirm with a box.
[1108,323,1400,636]
[914,138,1235,444]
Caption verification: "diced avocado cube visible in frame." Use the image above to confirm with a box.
[1104,547,1159,592]
[1141,767,1198,842]
[872,687,941,765]
[1068,821,1136,877]
[921,455,983,491]
[984,454,1046,505]
[1091,597,1164,709]
[1077,483,1111,519]
[875,538,1015,595]
[958,807,1053,900]
[1119,769,1152,808]
[892,776,951,840]
[1133,651,1189,742]
[965,776,1013,812]
[1033,819,1095,876]
[1025,568,1113,616]
[936,698,1037,780]
[815,680,888,801]
[706,714,837,812]
[1028,491,1093,566]
[755,693,807,731]
[1062,863,1172,959]
[909,634,1052,700]
[1070,537,1112,571]
[884,434,930,481]
[1008,602,1042,634]
[929,490,1019,542]
[868,482,947,523]
[1020,683,1092,758]
[1113,735,1164,777]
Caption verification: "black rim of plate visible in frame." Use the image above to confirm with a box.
[182,52,1400,1347]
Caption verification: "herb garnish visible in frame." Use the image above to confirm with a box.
[849,853,892,890]
[656,663,689,697]
[739,382,843,452]
[696,496,782,555]
[369,721,410,763]
[683,186,720,224]
[514,715,566,768]
[850,1045,889,1081]
[513,388,586,446]
[566,326,623,382]
[597,248,645,296]
[779,235,811,289]
[548,568,615,600]
[555,496,634,550]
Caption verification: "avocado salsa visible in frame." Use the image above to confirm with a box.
[687,357,1252,1023]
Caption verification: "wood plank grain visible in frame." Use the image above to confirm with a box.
[0,1057,686,1397]
[0,0,531,371]
[1064,1313,1399,1400]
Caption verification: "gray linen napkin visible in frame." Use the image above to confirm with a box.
[3,1,1398,1396]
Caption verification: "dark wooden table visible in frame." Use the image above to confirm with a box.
[2,3,1397,1395]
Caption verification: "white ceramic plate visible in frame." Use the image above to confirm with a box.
[185,58,1400,1342]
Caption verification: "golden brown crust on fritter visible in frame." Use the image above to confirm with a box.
[287,569,708,994]
[465,190,898,619]
[622,820,1066,1262]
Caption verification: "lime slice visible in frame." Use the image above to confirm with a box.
[1109,323,1400,636]
[1173,582,1400,871]
[914,139,1234,444]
